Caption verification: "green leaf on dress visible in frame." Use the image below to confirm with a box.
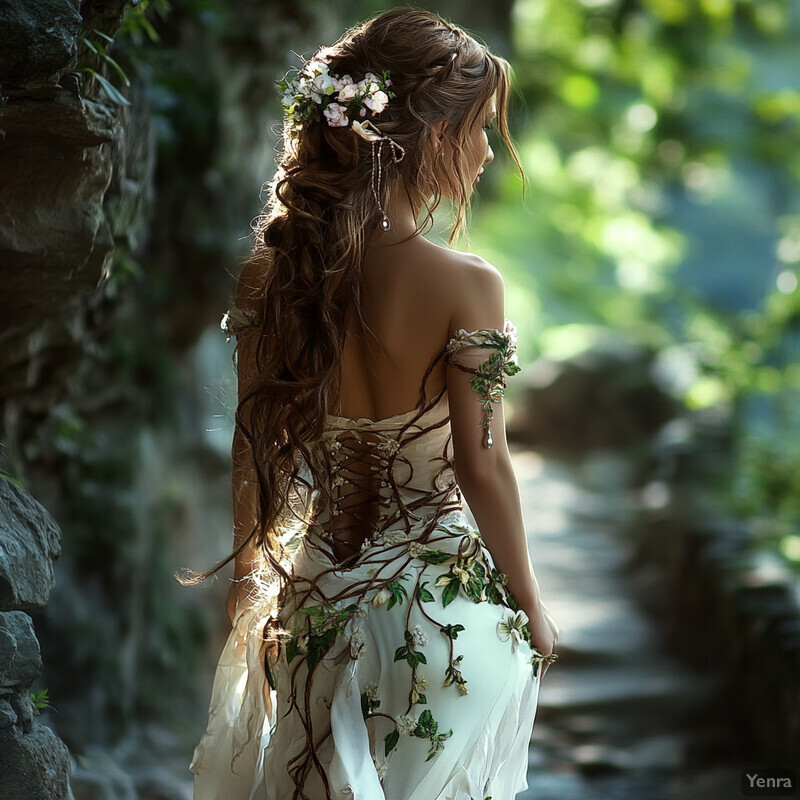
[415,709,436,737]
[416,582,435,603]
[384,729,400,756]
[442,579,460,608]
[440,623,465,639]
[285,638,302,665]
[305,629,336,672]
[417,551,452,565]
[385,578,409,610]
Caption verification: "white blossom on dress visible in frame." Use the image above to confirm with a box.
[410,625,428,648]
[396,714,417,736]
[349,628,366,659]
[497,610,529,650]
[437,511,471,532]
[376,438,400,456]
[372,587,392,607]
[408,542,427,559]
[452,565,470,585]
[365,682,381,703]
[373,757,388,780]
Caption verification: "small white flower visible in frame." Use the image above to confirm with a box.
[434,573,454,589]
[372,587,392,607]
[350,628,366,659]
[364,90,389,114]
[296,79,314,99]
[383,531,409,545]
[496,610,529,650]
[302,58,329,77]
[311,72,336,96]
[373,757,388,780]
[337,83,359,102]
[408,542,427,559]
[437,511,471,532]
[333,74,354,92]
[410,625,428,648]
[396,714,417,736]
[323,102,349,127]
[452,565,470,586]
[376,438,399,455]
[281,86,298,108]
[354,604,368,620]
[313,47,334,65]
[365,682,381,702]
[413,675,427,692]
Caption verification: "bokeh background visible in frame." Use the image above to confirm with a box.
[1,0,798,798]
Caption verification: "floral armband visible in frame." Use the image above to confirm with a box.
[443,319,521,449]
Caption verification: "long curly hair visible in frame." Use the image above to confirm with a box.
[181,8,522,598]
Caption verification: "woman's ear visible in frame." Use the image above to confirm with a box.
[430,118,449,154]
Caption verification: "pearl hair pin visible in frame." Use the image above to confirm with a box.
[352,120,406,231]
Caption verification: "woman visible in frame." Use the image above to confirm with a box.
[187,8,558,799]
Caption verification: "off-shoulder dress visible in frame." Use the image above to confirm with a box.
[189,315,544,800]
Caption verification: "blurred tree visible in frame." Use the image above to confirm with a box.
[470,0,800,568]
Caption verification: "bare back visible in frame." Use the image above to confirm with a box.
[333,235,462,420]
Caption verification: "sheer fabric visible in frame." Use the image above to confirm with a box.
[190,318,541,800]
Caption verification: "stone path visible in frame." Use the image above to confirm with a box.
[511,449,743,800]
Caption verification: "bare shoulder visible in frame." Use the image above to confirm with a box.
[416,242,505,336]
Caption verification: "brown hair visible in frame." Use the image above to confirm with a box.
[180,7,522,593]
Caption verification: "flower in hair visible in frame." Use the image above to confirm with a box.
[277,49,396,134]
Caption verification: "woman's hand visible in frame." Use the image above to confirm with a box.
[525,599,559,678]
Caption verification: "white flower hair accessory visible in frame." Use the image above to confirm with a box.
[277,49,396,134]
[276,49,405,232]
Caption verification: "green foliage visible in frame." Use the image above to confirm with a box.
[470,0,800,571]
[118,0,172,44]
[29,688,53,712]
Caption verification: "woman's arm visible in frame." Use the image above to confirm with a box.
[446,258,558,667]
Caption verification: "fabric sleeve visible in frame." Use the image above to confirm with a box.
[442,318,521,449]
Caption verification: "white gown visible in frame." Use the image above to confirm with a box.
[190,319,543,800]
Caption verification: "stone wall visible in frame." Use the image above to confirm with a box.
[0,478,71,800]
[0,2,522,794]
